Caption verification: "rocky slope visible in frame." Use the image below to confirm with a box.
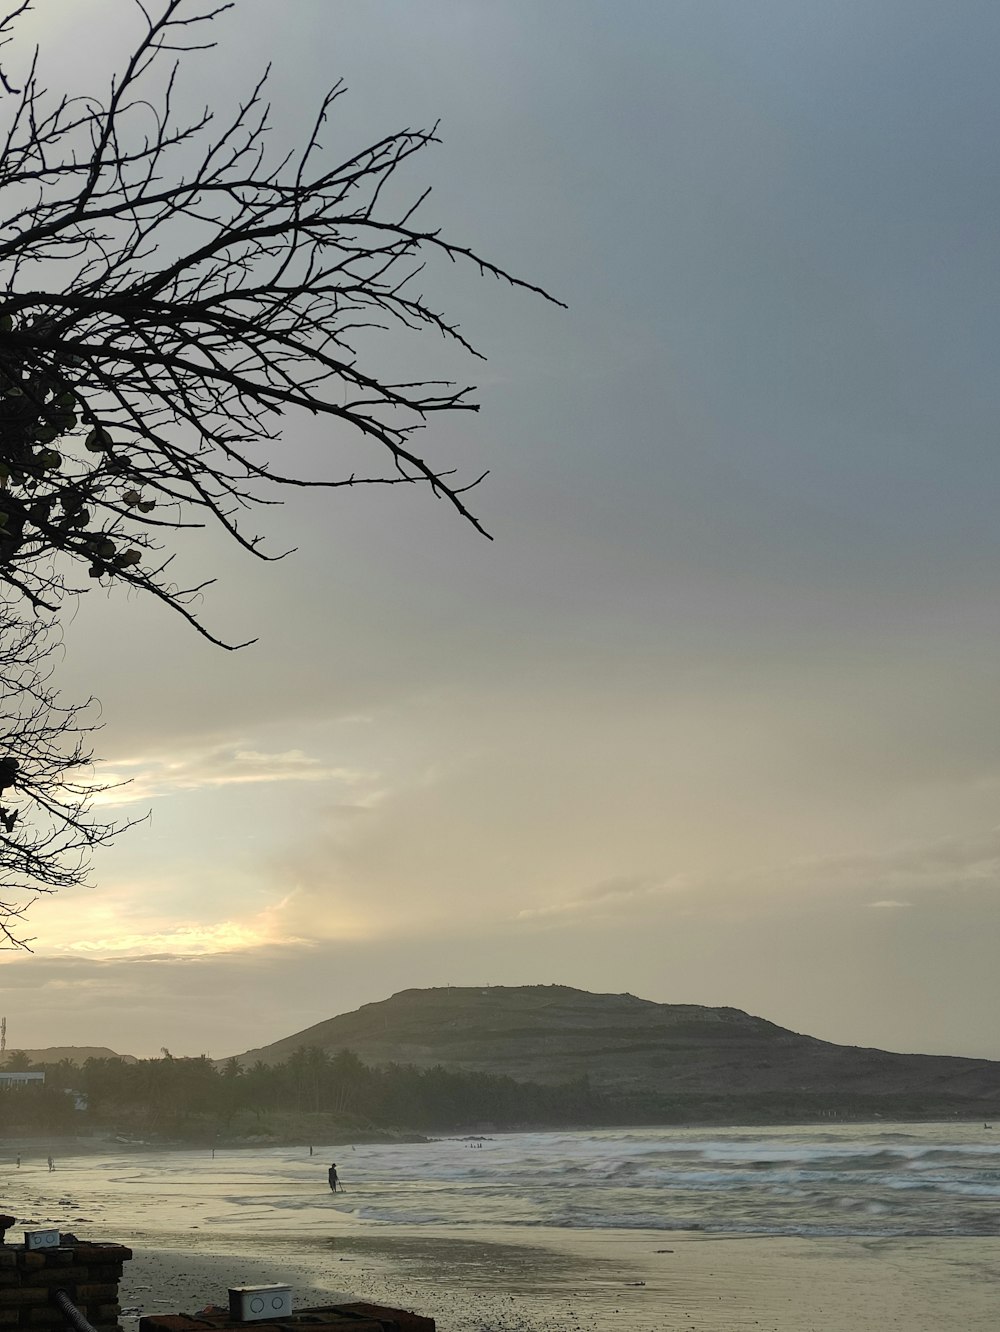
[231,984,1000,1109]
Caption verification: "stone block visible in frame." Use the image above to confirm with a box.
[72,1247,131,1265]
[31,1266,94,1286]
[138,1314,420,1332]
[138,1318,203,1332]
[87,1266,124,1283]
[75,1285,118,1303]
[0,1288,48,1307]
[337,1306,434,1332]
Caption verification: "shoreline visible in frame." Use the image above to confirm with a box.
[114,1228,1000,1332]
[3,1112,997,1159]
[2,1130,1000,1331]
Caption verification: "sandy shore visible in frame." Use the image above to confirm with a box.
[110,1229,1000,1332]
[3,1145,1000,1330]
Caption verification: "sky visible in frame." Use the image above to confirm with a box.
[3,0,1000,1061]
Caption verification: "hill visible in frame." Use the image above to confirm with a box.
[2,1046,135,1066]
[230,984,1000,1116]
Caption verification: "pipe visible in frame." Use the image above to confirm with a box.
[52,1289,99,1332]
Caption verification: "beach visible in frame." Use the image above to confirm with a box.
[1,1128,998,1330]
[109,1229,1000,1332]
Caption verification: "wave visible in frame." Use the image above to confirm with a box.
[70,1122,1000,1240]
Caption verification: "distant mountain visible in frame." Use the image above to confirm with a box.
[2,1046,136,1066]
[230,984,1000,1115]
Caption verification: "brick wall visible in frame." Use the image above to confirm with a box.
[0,1236,431,1332]
[140,1304,433,1332]
[0,1242,131,1332]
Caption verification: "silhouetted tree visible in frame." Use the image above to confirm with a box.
[0,0,558,943]
[0,607,131,946]
[1,1048,32,1070]
[0,0,561,645]
[70,1044,609,1137]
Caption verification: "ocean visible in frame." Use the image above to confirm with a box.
[333,1121,1000,1237]
[36,1120,998,1239]
[5,1122,1000,1331]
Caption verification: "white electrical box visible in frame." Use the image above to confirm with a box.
[229,1286,293,1322]
[24,1230,60,1251]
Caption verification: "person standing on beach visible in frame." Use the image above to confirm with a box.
[46,1156,53,1172]
[328,1163,339,1193]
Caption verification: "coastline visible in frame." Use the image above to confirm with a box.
[2,1132,1000,1331]
[114,1229,1000,1332]
[2,1112,996,1161]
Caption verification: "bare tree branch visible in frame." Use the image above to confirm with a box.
[0,598,140,947]
[0,0,564,644]
[0,0,560,941]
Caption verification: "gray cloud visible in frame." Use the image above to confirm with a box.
[4,0,1000,1062]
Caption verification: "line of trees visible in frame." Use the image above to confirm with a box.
[4,1049,993,1137]
[0,1045,608,1138]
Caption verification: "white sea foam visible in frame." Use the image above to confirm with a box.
[20,1120,1000,1241]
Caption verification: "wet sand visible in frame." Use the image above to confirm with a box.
[112,1230,1000,1332]
[3,1147,999,1330]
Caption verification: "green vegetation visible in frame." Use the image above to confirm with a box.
[0,1047,609,1142]
[2,1042,995,1143]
